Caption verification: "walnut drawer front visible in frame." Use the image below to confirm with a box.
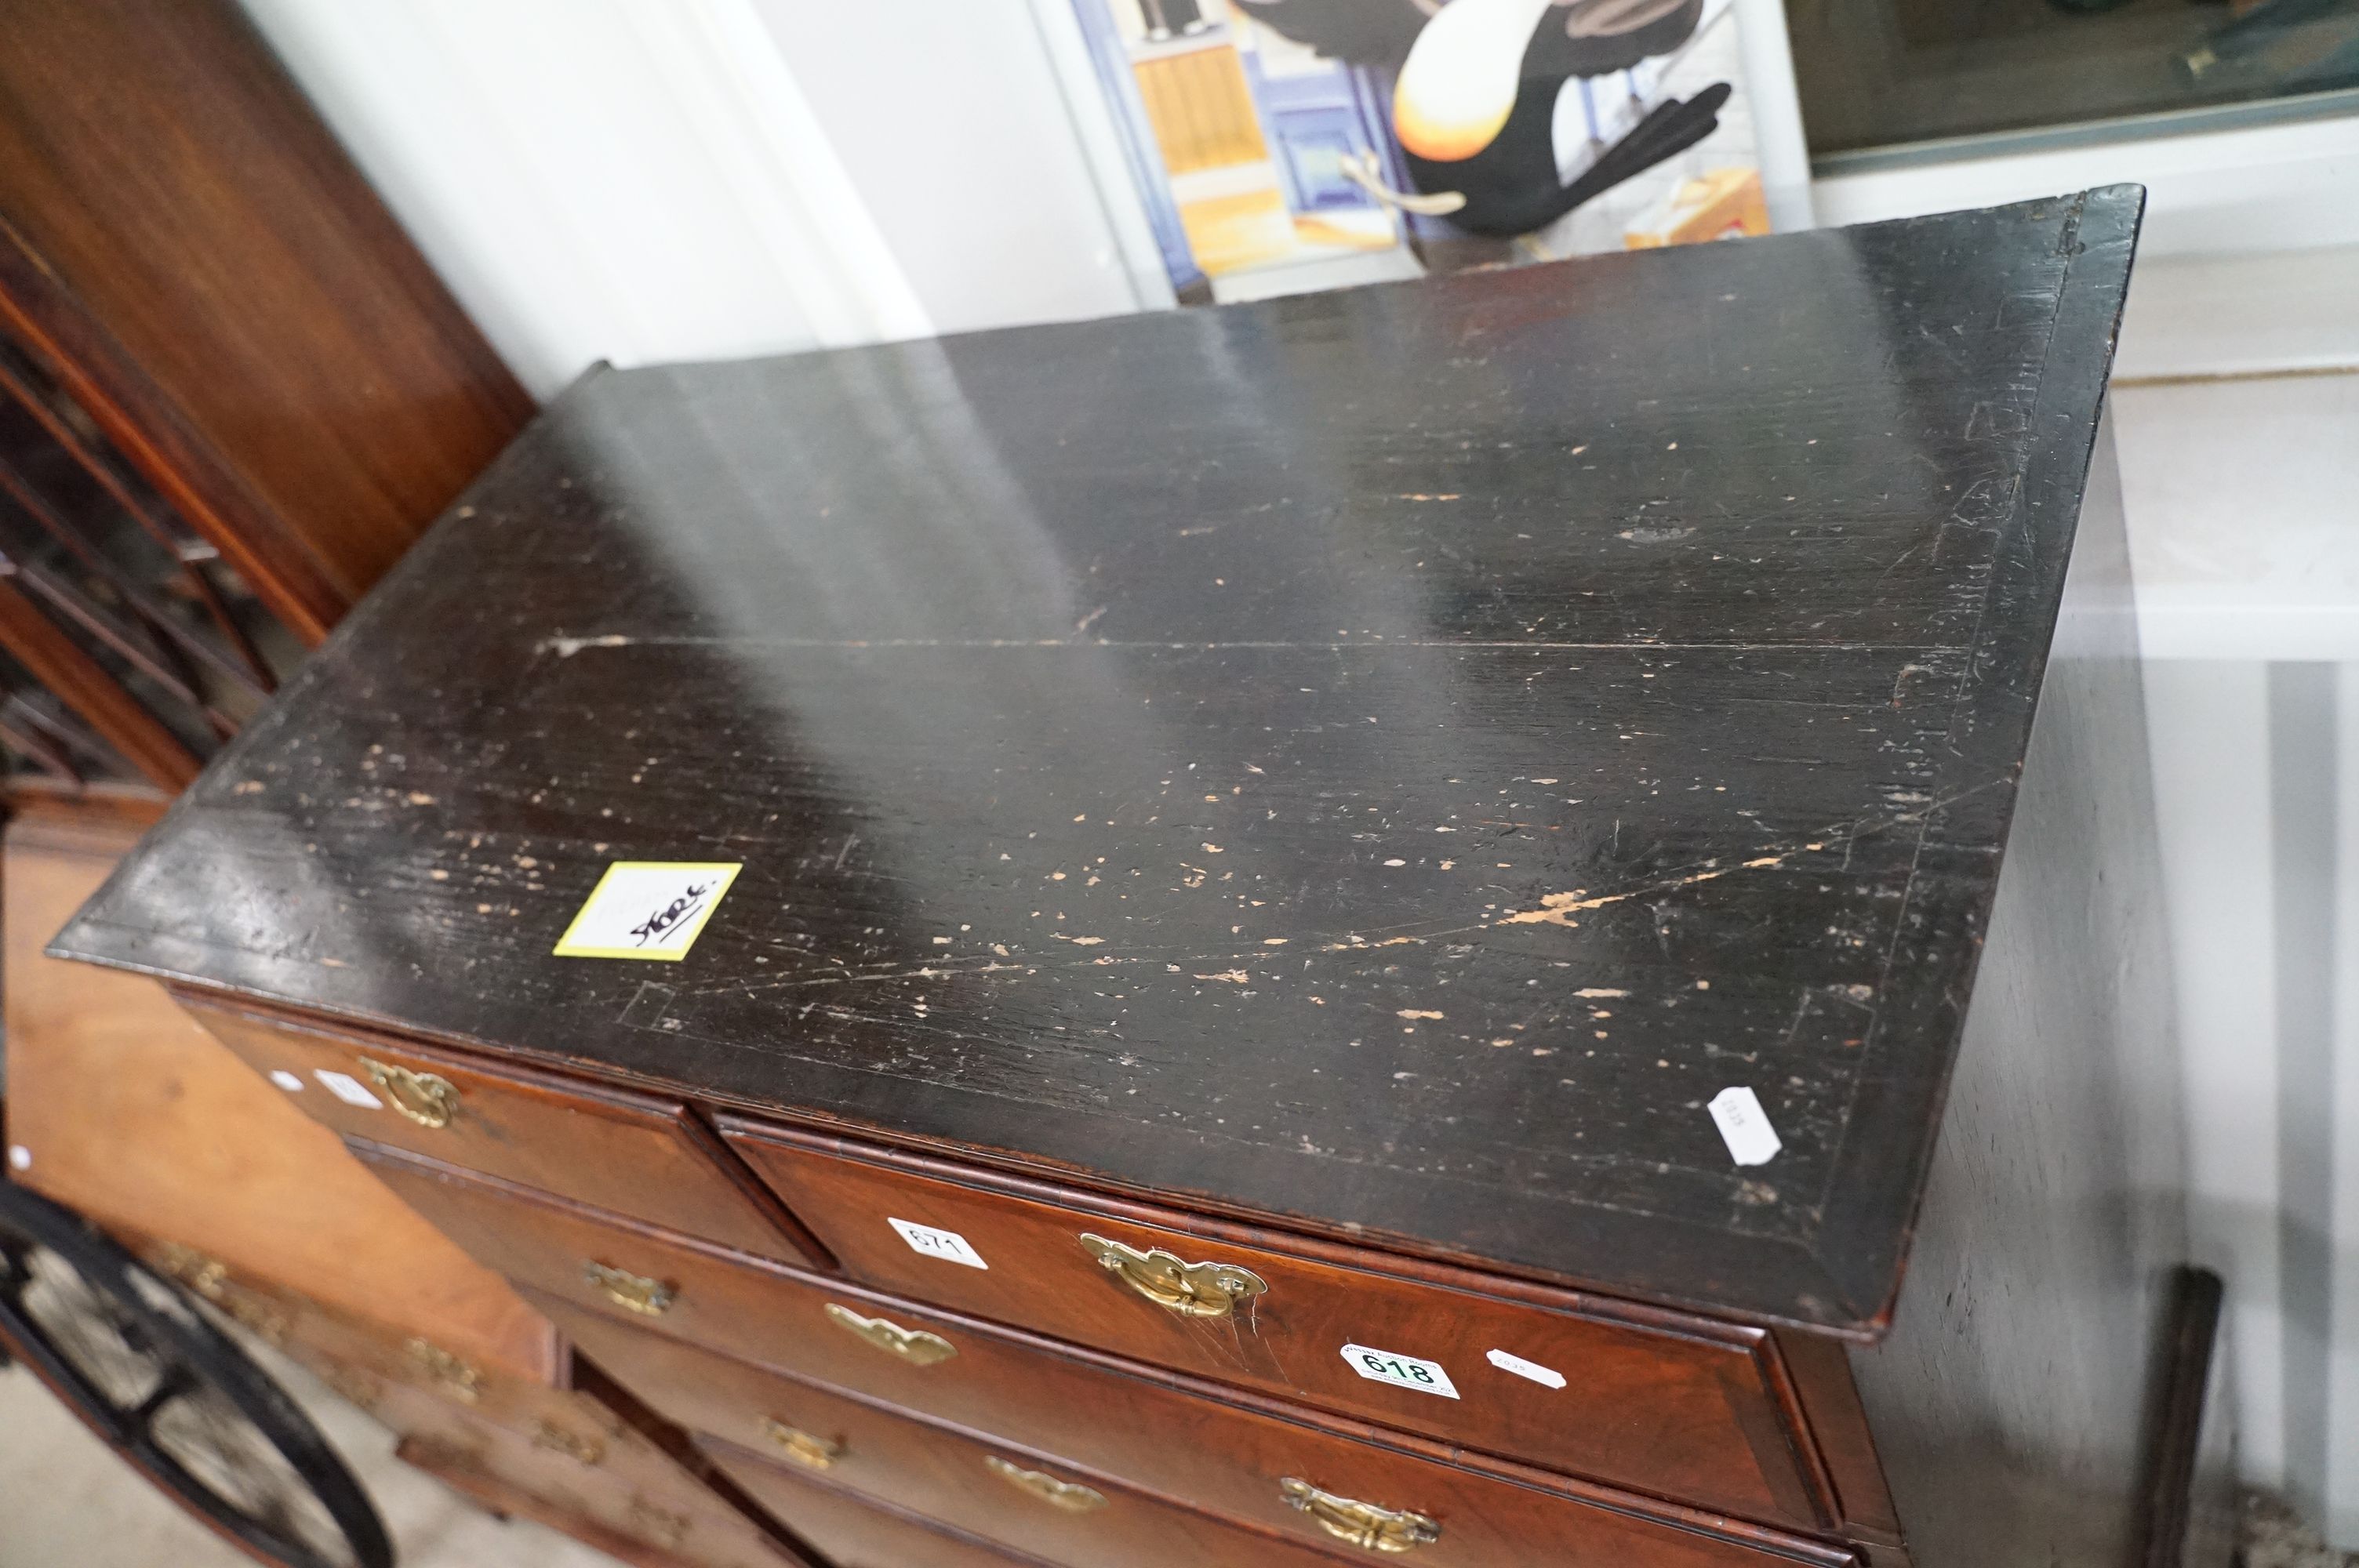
[696,1453,1056,1568]
[700,1407,1365,1568]
[540,1294,1857,1568]
[716,1121,1823,1529]
[387,1387,803,1568]
[147,1246,562,1425]
[348,1140,1847,1563]
[183,997,819,1265]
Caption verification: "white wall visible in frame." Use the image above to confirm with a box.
[238,0,1161,400]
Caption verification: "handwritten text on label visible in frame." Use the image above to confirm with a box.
[1708,1085,1783,1166]
[554,862,743,961]
[1485,1348,1568,1388]
[887,1218,989,1270]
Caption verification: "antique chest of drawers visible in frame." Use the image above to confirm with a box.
[53,187,2194,1568]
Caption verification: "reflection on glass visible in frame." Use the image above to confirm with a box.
[1788,0,2359,154]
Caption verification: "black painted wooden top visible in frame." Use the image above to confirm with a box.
[53,189,2140,1335]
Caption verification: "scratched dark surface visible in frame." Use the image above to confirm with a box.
[53,189,2140,1334]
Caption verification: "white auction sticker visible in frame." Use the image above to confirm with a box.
[1485,1348,1567,1389]
[269,1070,304,1092]
[1708,1086,1783,1166]
[7,1145,29,1171]
[553,861,742,961]
[314,1069,383,1109]
[888,1218,989,1270]
[1340,1343,1459,1399]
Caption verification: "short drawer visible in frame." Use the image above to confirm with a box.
[184,996,820,1265]
[700,1455,1052,1568]
[543,1294,1856,1568]
[717,1120,1823,1528]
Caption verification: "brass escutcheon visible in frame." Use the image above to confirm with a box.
[1078,1233,1267,1319]
[1280,1478,1441,1553]
[758,1417,845,1470]
[583,1261,674,1316]
[151,1243,228,1300]
[356,1057,459,1129]
[823,1303,955,1366]
[985,1455,1107,1513]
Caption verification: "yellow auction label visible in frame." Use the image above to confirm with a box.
[553,861,742,960]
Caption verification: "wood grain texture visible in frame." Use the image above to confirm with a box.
[1847,413,2186,1566]
[683,1460,1056,1568]
[179,995,828,1268]
[51,192,2140,1333]
[1768,1329,1898,1544]
[721,1118,1826,1528]
[0,570,200,789]
[546,1294,1859,1568]
[0,0,533,635]
[391,1405,808,1568]
[350,1139,1854,1563]
[709,1419,1414,1568]
[706,1421,1839,1568]
[2,801,558,1381]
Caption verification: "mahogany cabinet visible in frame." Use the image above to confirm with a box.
[55,188,2208,1567]
[0,0,532,793]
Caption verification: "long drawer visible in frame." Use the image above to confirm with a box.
[349,1139,1852,1566]
[698,1454,1060,1568]
[183,996,820,1265]
[543,1294,1857,1568]
[702,1417,1361,1568]
[716,1120,1824,1527]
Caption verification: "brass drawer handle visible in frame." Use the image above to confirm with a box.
[823,1303,956,1366]
[1079,1233,1267,1319]
[627,1497,690,1549]
[357,1056,459,1128]
[583,1261,674,1316]
[985,1455,1107,1513]
[759,1417,846,1470]
[533,1420,606,1466]
[404,1337,484,1403]
[1281,1478,1440,1553]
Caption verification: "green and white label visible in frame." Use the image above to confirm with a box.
[1339,1342,1459,1399]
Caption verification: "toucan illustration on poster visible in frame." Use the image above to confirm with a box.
[1073,0,1770,301]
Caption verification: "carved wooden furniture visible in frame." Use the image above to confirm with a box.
[0,0,531,793]
[3,797,806,1568]
[56,188,2201,1567]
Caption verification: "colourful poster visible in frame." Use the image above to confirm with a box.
[1073,0,1772,303]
